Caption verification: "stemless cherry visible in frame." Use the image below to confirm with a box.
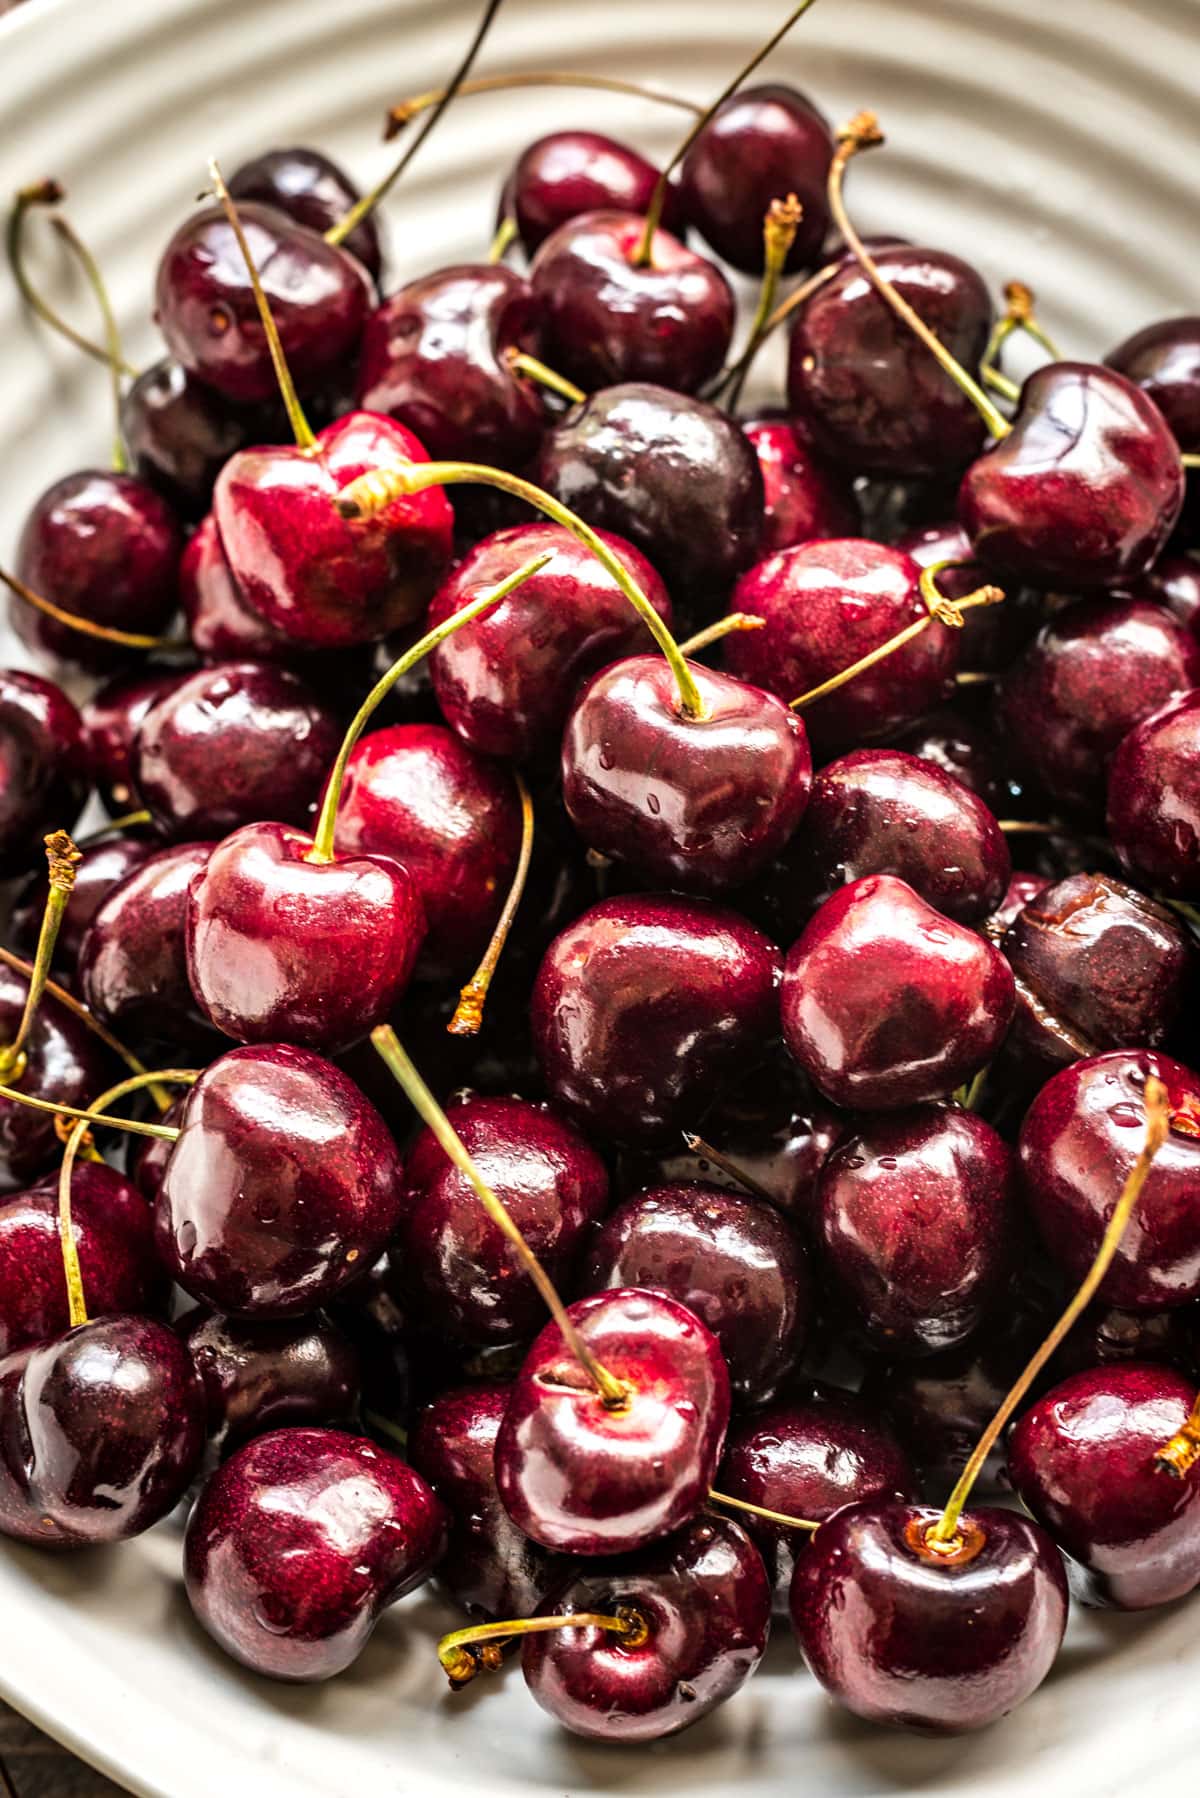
[81,668,185,817]
[78,840,216,1049]
[177,1305,361,1465]
[1105,316,1200,453]
[1132,552,1200,636]
[502,131,685,255]
[179,514,291,662]
[229,145,383,279]
[742,417,860,555]
[679,83,832,272]
[121,359,252,519]
[1107,689,1200,897]
[0,671,87,875]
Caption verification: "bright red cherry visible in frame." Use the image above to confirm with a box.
[679,83,833,273]
[179,513,291,661]
[501,131,685,257]
[742,416,860,555]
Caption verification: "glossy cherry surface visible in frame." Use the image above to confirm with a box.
[0,962,111,1195]
[78,839,216,1048]
[503,131,684,256]
[229,144,383,279]
[178,1305,360,1465]
[1134,552,1200,636]
[679,83,832,273]
[895,519,1038,673]
[180,513,290,661]
[10,833,157,975]
[743,417,860,555]
[1107,689,1200,897]
[0,670,87,874]
[81,668,184,817]
[121,359,252,520]
[184,1427,446,1680]
[1105,315,1200,451]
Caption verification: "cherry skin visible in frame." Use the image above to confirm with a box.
[394,1092,609,1347]
[719,1391,915,1605]
[1017,1049,1200,1311]
[495,1287,730,1555]
[78,840,217,1049]
[502,132,685,256]
[0,670,87,875]
[81,668,185,817]
[584,1182,810,1405]
[530,212,734,395]
[1105,315,1200,453]
[185,821,425,1052]
[1107,689,1200,897]
[180,513,291,661]
[155,1043,405,1316]
[356,264,547,468]
[0,1164,166,1357]
[742,417,860,555]
[781,875,1015,1110]
[788,246,993,478]
[0,962,111,1195]
[228,145,383,279]
[213,409,454,649]
[1132,552,1200,636]
[817,1106,1015,1356]
[985,869,1052,939]
[523,1513,770,1742]
[408,1381,565,1620]
[725,540,959,753]
[121,359,252,520]
[959,362,1185,591]
[184,1427,446,1680]
[1008,1362,1200,1610]
[1051,1302,1197,1384]
[10,834,157,975]
[562,655,812,893]
[0,1315,205,1548]
[790,1498,1069,1732]
[679,83,832,273]
[535,382,763,598]
[531,893,781,1145]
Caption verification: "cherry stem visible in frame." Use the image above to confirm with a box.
[0,831,81,1085]
[335,463,707,719]
[1182,453,1200,470]
[707,1488,819,1531]
[955,669,994,687]
[77,810,152,844]
[759,257,841,342]
[791,573,1004,711]
[449,771,534,1036]
[828,113,1011,442]
[327,0,507,248]
[0,563,186,652]
[504,348,585,406]
[308,550,553,865]
[929,1074,1171,1548]
[955,1066,989,1112]
[488,215,518,263]
[681,1131,776,1202]
[0,945,172,1111]
[438,1609,644,1690]
[1155,1390,1200,1479]
[384,71,703,141]
[371,1023,629,1409]
[982,282,1060,396]
[7,181,139,379]
[48,213,129,471]
[633,0,822,266]
[0,1076,189,1142]
[722,194,804,408]
[677,614,766,659]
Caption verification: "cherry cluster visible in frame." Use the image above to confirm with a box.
[1,0,1200,1751]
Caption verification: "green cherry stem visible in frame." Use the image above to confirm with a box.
[680,1130,777,1202]
[48,212,130,471]
[0,831,81,1085]
[488,214,518,263]
[722,193,804,408]
[0,563,187,652]
[384,71,702,140]
[7,180,138,377]
[0,945,173,1111]
[449,771,534,1036]
[438,1609,646,1690]
[677,613,766,658]
[1182,453,1200,470]
[76,810,152,845]
[504,348,586,406]
[707,1488,820,1531]
[791,572,1004,711]
[981,282,1058,402]
[0,1076,189,1143]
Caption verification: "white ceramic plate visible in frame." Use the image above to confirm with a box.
[0,0,1197,1792]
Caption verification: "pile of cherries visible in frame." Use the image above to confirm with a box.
[3,0,1200,1755]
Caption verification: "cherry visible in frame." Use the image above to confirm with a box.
[228,145,383,279]
[781,875,1015,1110]
[327,1253,411,1425]
[502,131,685,256]
[534,382,763,597]
[997,596,1200,814]
[985,869,1052,938]
[496,1287,729,1555]
[718,1391,915,1604]
[0,1315,205,1548]
[1052,1302,1197,1383]
[78,840,217,1049]
[1008,1363,1200,1609]
[1105,316,1200,453]
[519,1513,770,1740]
[725,540,959,752]
[394,1092,609,1346]
[817,1106,1015,1355]
[529,212,734,395]
[678,83,831,272]
[356,264,547,467]
[1017,1050,1200,1311]
[184,1427,446,1680]
[783,747,1010,925]
[531,893,781,1145]
[561,654,812,892]
[81,668,184,817]
[1107,689,1200,897]
[177,1305,361,1466]
[0,960,110,1194]
[894,520,1037,673]
[121,359,252,520]
[1132,552,1200,636]
[10,835,157,975]
[742,416,860,555]
[408,1381,565,1620]
[155,1043,404,1315]
[584,1182,810,1404]
[0,671,87,874]
[179,513,290,661]
[790,1497,1068,1732]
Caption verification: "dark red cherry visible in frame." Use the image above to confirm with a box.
[790,1498,1068,1732]
[783,747,1010,926]
[719,1392,915,1605]
[121,359,252,519]
[1132,552,1200,636]
[132,660,339,839]
[180,513,290,661]
[156,1043,404,1316]
[529,212,734,395]
[155,202,372,404]
[409,1381,565,1619]
[531,894,781,1145]
[725,540,959,752]
[892,712,1015,820]
[228,145,383,280]
[1105,316,1200,452]
[742,417,860,555]
[1018,1050,1200,1311]
[781,875,1015,1110]
[788,247,993,478]
[184,1427,446,1679]
[502,131,686,256]
[959,363,1185,591]
[81,668,184,817]
[1009,1363,1200,1609]
[10,834,157,975]
[894,520,1038,673]
[1053,1302,1197,1383]
[1107,689,1200,896]
[214,409,454,648]
[818,1106,1014,1355]
[177,1305,360,1465]
[394,1093,608,1346]
[0,1315,204,1548]
[12,470,183,673]
[78,840,216,1049]
[584,1182,809,1404]
[679,83,832,273]
[326,1253,410,1424]
[496,1287,730,1554]
[0,670,87,874]
[185,821,424,1051]
[330,723,519,980]
[0,963,111,1195]
[0,1165,165,1357]
[562,655,812,892]
[356,265,546,467]
[523,1513,770,1741]
[535,382,763,597]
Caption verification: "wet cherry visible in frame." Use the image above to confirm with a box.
[0,671,87,875]
[742,416,860,555]
[228,145,383,279]
[1107,688,1200,897]
[78,840,217,1050]
[679,83,832,272]
[177,1305,361,1466]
